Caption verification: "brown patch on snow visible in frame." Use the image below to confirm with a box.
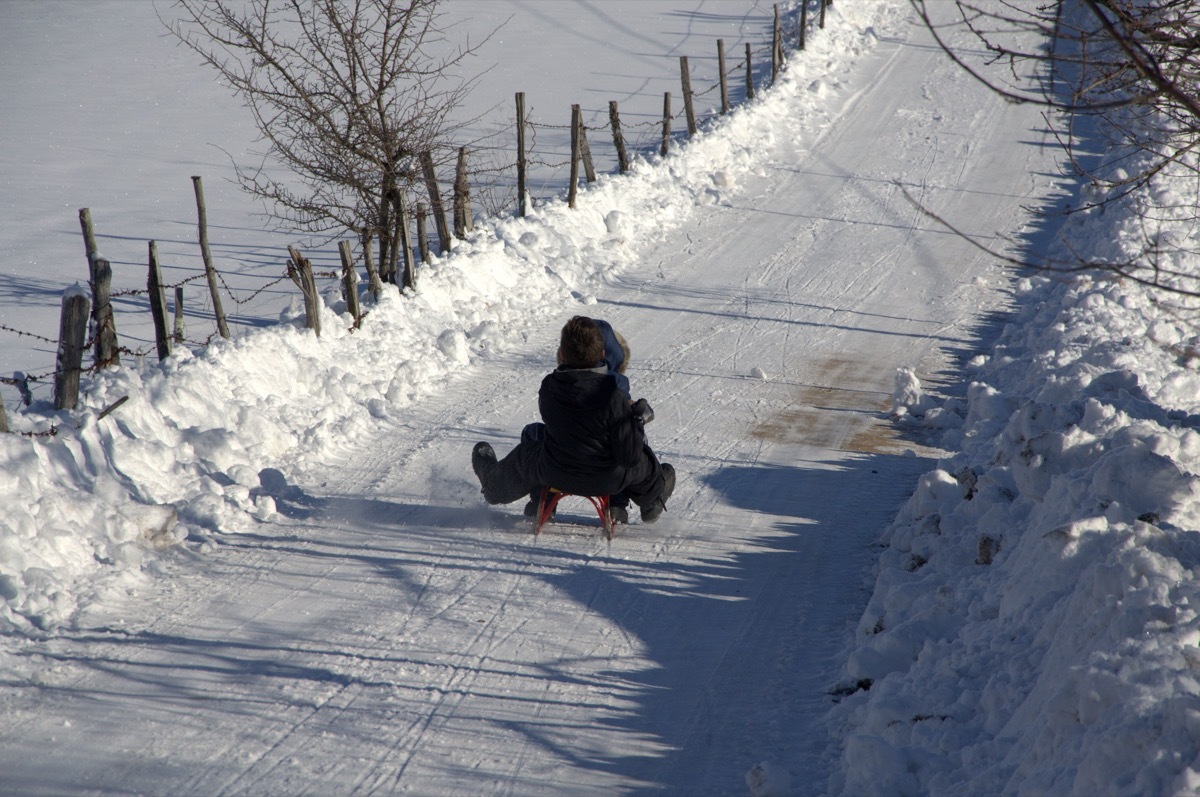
[750,356,904,453]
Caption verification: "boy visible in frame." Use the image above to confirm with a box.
[472,316,675,523]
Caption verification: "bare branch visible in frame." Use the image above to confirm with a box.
[163,0,497,263]
[909,0,1200,298]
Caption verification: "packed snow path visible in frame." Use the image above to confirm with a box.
[0,15,1063,796]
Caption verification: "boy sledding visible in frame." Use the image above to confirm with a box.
[471,316,675,534]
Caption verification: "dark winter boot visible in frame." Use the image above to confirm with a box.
[472,442,497,496]
[640,463,675,523]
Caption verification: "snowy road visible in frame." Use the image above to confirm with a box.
[0,8,1064,796]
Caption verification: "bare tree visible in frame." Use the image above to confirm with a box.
[165,0,489,279]
[911,0,1200,295]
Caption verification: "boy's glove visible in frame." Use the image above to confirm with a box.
[632,398,654,424]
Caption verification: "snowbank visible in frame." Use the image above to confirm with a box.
[834,151,1200,792]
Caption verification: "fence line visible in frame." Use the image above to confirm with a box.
[0,0,837,427]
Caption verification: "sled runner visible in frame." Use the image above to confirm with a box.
[534,487,615,540]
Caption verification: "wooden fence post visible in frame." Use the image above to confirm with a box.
[580,132,597,183]
[286,245,321,337]
[385,200,402,285]
[772,5,781,83]
[569,105,581,209]
[337,240,362,326]
[718,40,730,114]
[373,222,390,286]
[395,190,417,290]
[147,241,172,361]
[567,105,598,184]
[454,146,472,239]
[661,92,672,156]
[191,176,230,339]
[78,207,98,271]
[174,287,185,343]
[54,287,90,411]
[417,203,431,264]
[680,57,697,136]
[78,207,118,368]
[378,206,396,284]
[577,111,596,183]
[609,101,630,173]
[516,92,528,218]
[0,393,7,434]
[745,43,755,100]
[78,207,100,352]
[419,152,452,255]
[800,0,808,50]
[92,255,120,369]
[820,0,827,29]
[361,228,383,299]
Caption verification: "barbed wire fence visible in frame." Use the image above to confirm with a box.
[1,0,835,432]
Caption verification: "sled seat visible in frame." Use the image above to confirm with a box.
[534,487,615,540]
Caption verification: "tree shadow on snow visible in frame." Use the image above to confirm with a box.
[527,450,936,793]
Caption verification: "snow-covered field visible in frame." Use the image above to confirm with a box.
[0,0,780,385]
[3,0,1200,794]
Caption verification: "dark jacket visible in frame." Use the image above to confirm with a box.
[534,365,646,495]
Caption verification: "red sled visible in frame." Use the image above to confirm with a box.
[534,487,615,540]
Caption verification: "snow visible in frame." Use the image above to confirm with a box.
[842,165,1200,794]
[2,0,1199,794]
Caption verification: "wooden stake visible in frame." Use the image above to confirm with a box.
[97,395,129,421]
[569,105,581,209]
[395,190,417,290]
[286,245,321,337]
[580,132,597,183]
[661,92,672,156]
[92,256,119,369]
[78,206,97,254]
[800,1,808,50]
[386,195,402,284]
[147,241,172,360]
[577,108,596,183]
[417,203,431,264]
[609,101,630,173]
[718,39,730,114]
[419,152,452,255]
[454,146,472,238]
[173,287,185,343]
[361,228,383,300]
[516,92,528,218]
[680,57,697,136]
[78,208,99,281]
[54,289,90,410]
[772,5,781,83]
[191,176,230,339]
[745,42,755,100]
[337,241,361,326]
[78,207,108,364]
